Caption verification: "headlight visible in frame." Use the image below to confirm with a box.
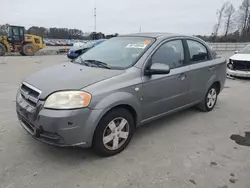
[44,91,91,109]
[227,63,234,70]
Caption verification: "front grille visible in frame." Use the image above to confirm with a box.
[232,60,250,71]
[20,82,41,107]
[17,111,35,134]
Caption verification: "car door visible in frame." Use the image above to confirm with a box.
[184,39,215,103]
[141,39,190,121]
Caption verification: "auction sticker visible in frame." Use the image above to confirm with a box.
[126,44,147,49]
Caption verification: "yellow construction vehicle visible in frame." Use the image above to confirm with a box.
[0,25,46,56]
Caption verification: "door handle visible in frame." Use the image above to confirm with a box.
[179,73,187,80]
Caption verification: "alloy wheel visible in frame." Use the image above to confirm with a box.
[102,117,130,150]
[207,88,217,108]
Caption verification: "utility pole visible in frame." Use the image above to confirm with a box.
[94,7,97,32]
[139,26,141,32]
[94,0,97,32]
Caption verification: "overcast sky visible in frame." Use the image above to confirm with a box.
[1,0,243,35]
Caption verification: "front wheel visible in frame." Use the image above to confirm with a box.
[0,43,7,56]
[93,108,135,157]
[197,85,218,112]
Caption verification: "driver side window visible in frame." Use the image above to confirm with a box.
[152,40,184,69]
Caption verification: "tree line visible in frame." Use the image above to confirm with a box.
[0,24,118,40]
[197,0,250,42]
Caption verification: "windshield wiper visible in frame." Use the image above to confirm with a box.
[84,60,111,69]
[74,56,90,67]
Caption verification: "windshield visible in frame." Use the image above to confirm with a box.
[239,45,250,54]
[75,37,154,69]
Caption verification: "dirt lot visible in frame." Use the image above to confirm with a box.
[0,55,250,188]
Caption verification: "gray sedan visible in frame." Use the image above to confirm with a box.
[16,33,226,156]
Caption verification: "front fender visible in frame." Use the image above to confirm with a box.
[90,91,142,124]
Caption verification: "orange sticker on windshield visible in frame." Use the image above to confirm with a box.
[144,40,151,45]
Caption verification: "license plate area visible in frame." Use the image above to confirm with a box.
[17,99,37,135]
[17,93,36,120]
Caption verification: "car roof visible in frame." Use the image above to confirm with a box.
[119,32,188,39]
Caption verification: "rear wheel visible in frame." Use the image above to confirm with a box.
[197,84,218,112]
[0,43,7,56]
[22,44,36,56]
[93,108,135,157]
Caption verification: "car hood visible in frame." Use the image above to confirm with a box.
[230,54,250,61]
[24,63,124,99]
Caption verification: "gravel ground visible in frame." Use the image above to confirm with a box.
[0,54,250,188]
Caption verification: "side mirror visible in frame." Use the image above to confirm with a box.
[145,63,170,75]
[235,50,239,54]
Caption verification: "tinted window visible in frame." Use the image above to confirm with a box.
[12,28,21,41]
[152,40,184,69]
[187,40,208,62]
[12,28,19,35]
[19,28,24,37]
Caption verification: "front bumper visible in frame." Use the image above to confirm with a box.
[227,68,250,78]
[16,90,103,148]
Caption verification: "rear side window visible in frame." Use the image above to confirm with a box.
[187,40,209,63]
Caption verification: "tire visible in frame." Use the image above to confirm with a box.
[0,43,7,56]
[19,52,26,56]
[22,44,36,56]
[93,108,135,157]
[197,84,218,112]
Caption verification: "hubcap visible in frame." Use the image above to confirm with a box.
[207,88,217,108]
[103,117,129,150]
[27,47,33,53]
